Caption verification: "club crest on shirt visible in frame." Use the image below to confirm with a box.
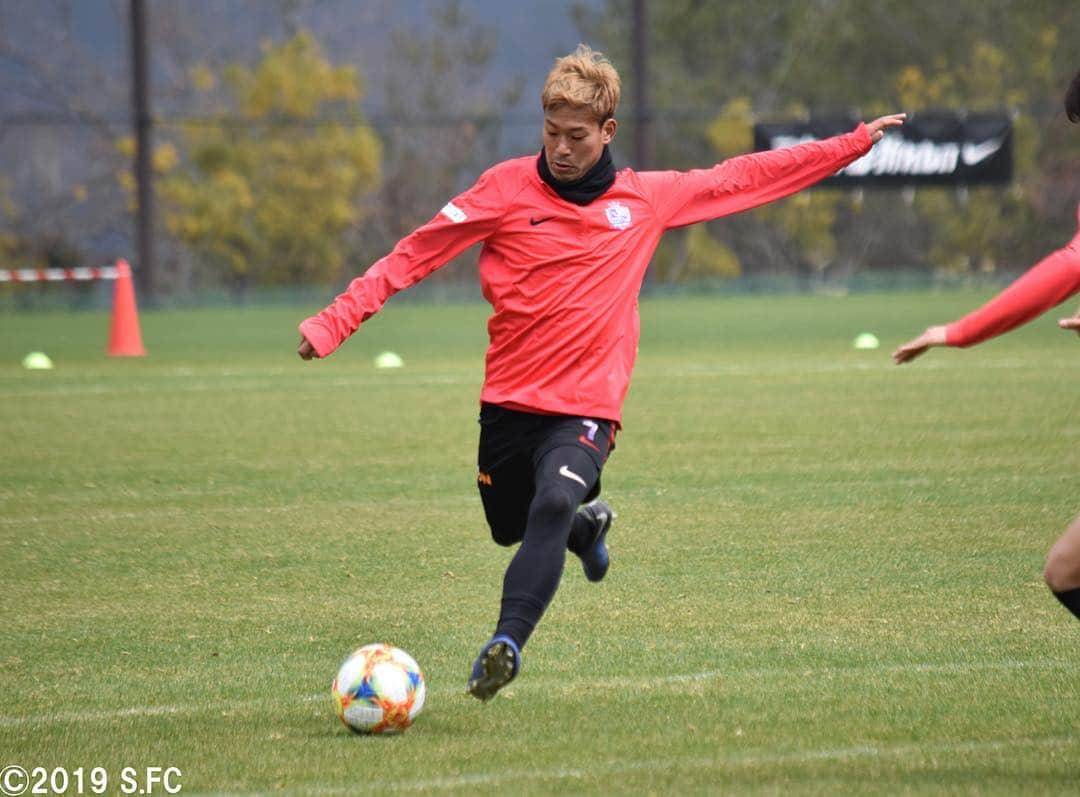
[605,201,632,231]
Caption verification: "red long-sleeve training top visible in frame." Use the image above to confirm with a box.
[300,125,873,423]
[946,204,1080,347]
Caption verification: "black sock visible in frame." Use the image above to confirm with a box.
[1051,587,1080,621]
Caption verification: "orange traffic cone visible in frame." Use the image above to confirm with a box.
[107,259,147,357]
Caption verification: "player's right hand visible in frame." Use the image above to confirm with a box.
[892,325,947,364]
[297,336,319,360]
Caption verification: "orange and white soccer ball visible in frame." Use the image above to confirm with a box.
[332,643,426,734]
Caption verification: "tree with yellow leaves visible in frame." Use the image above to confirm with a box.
[121,32,381,293]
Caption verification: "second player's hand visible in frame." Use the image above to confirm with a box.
[892,325,947,364]
[866,113,907,143]
[1059,314,1080,336]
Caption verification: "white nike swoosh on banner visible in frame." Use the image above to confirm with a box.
[558,465,587,487]
[961,138,1003,166]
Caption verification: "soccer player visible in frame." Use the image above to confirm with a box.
[298,44,906,700]
[893,68,1080,623]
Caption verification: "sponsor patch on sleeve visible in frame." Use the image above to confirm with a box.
[440,202,467,223]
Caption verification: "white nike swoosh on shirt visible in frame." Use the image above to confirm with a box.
[559,465,587,487]
[961,138,1004,166]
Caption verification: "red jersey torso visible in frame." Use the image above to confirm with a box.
[475,166,665,421]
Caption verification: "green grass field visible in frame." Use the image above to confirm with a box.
[2,292,1078,795]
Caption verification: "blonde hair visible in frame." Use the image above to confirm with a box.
[541,44,621,122]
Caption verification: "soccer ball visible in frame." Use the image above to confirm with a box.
[332,643,426,734]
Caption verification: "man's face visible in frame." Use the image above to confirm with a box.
[542,105,617,182]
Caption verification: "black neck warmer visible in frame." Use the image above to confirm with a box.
[536,145,616,206]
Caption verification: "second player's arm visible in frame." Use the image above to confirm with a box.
[893,239,1080,364]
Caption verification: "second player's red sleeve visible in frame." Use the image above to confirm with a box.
[946,238,1080,347]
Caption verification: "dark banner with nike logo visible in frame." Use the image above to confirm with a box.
[753,112,1012,185]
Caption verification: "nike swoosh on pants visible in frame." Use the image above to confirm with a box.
[558,465,587,487]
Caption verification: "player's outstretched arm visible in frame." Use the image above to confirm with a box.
[295,165,507,362]
[297,336,319,360]
[866,113,907,143]
[650,111,906,229]
[1059,308,1080,336]
[892,325,947,364]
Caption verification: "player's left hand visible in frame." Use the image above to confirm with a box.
[866,113,907,143]
[892,325,947,364]
[1058,314,1080,337]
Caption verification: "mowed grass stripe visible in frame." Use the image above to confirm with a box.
[0,353,1061,402]
[188,736,1079,796]
[1,656,1072,728]
[362,735,1080,793]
